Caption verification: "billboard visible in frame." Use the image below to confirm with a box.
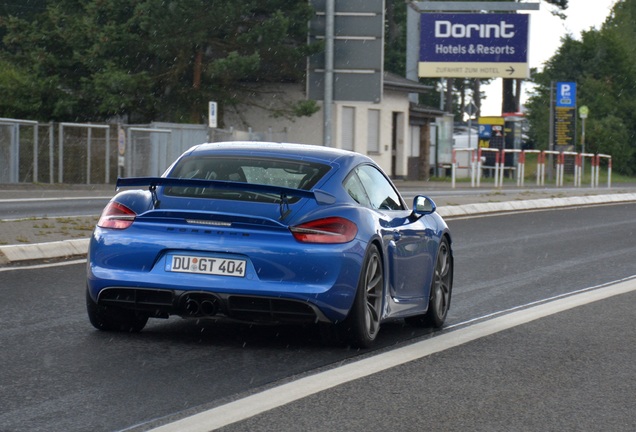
[419,13,529,79]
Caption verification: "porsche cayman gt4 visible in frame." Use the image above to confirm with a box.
[86,142,453,348]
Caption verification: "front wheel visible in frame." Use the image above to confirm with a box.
[405,237,453,328]
[342,244,384,348]
[86,288,148,332]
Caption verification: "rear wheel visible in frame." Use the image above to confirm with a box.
[405,237,452,328]
[86,288,148,332]
[342,244,383,348]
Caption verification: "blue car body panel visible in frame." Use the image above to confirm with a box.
[87,142,451,325]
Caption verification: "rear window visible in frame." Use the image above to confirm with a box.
[164,156,331,202]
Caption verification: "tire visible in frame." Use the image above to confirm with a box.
[86,288,148,332]
[342,244,384,348]
[405,237,453,328]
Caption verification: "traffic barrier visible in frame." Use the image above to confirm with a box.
[522,149,545,186]
[451,149,613,190]
[451,148,477,189]
[501,149,523,187]
[475,147,502,188]
[543,150,563,187]
[596,154,612,188]
[579,153,595,188]
[562,151,578,188]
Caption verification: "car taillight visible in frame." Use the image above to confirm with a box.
[97,202,136,230]
[290,217,357,244]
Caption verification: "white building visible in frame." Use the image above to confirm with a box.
[222,72,447,180]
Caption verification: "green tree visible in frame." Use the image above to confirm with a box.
[526,0,636,174]
[0,0,319,123]
[503,0,568,113]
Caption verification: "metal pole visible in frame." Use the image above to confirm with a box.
[87,127,92,185]
[323,0,334,147]
[581,117,586,174]
[406,4,419,103]
[548,81,554,181]
[105,126,111,184]
[49,122,54,184]
[58,124,64,183]
[126,127,132,177]
[33,124,39,183]
[12,124,19,183]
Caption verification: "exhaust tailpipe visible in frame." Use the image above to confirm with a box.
[184,298,200,316]
[200,299,219,316]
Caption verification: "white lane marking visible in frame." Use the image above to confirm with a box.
[445,275,636,329]
[146,277,636,432]
[0,259,86,272]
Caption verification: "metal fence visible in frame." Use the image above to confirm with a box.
[0,118,288,184]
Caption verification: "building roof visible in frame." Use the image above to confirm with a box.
[383,72,434,94]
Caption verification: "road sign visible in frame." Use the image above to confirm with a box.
[118,127,126,156]
[579,105,589,119]
[418,13,529,79]
[554,107,575,147]
[208,101,218,128]
[556,82,576,108]
[307,0,384,102]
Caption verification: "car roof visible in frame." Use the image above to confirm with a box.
[186,141,369,165]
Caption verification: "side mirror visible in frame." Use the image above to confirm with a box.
[413,195,436,215]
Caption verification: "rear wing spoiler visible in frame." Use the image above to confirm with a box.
[116,177,337,205]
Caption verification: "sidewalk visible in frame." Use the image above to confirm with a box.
[1,182,636,265]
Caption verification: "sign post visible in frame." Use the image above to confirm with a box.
[554,82,577,150]
[579,105,589,172]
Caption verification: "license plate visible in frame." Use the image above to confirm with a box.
[167,255,246,277]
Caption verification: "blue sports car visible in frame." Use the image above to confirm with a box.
[86,142,453,347]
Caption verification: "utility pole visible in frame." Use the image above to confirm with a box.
[323,0,334,147]
[548,81,555,180]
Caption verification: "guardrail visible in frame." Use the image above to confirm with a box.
[452,148,612,189]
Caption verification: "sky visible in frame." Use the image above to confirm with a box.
[480,0,618,116]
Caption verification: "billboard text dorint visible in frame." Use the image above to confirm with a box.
[419,13,529,79]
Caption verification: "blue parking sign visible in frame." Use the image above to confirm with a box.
[556,82,576,108]
[478,125,492,140]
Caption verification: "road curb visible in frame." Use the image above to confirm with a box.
[0,238,89,265]
[436,193,636,218]
[2,193,636,265]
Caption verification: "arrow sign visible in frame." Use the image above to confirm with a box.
[506,66,515,75]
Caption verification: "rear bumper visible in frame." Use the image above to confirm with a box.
[87,224,368,323]
[93,287,330,324]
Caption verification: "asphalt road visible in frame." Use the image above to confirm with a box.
[1,203,634,431]
[0,197,111,220]
[1,183,631,222]
[215,288,635,432]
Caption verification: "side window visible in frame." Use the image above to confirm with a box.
[356,165,404,211]
[343,171,372,208]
